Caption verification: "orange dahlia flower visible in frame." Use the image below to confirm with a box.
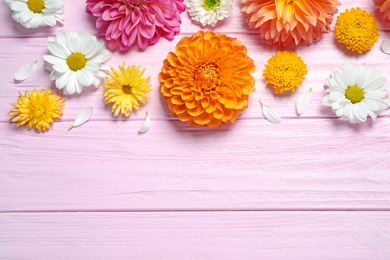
[240,0,340,47]
[374,0,390,23]
[159,31,256,128]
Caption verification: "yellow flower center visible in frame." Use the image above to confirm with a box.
[204,0,220,10]
[345,86,364,103]
[32,103,45,118]
[27,0,45,13]
[122,84,132,94]
[66,53,87,71]
[334,8,379,53]
[194,62,219,92]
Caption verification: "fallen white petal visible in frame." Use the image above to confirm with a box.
[138,111,150,133]
[296,87,312,115]
[14,60,38,81]
[69,106,93,130]
[259,100,281,124]
[381,40,390,55]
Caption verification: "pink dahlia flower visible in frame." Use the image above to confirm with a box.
[86,0,186,51]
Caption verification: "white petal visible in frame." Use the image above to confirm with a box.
[296,88,312,115]
[14,60,37,81]
[259,100,281,124]
[381,40,390,55]
[69,106,93,130]
[355,64,367,88]
[342,60,356,87]
[138,111,151,133]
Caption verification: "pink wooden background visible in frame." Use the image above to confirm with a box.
[1,0,390,259]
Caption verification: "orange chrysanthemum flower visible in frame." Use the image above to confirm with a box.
[374,0,390,23]
[334,8,379,53]
[240,0,340,47]
[159,31,256,128]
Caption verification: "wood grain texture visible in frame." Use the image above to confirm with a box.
[1,212,390,260]
[1,0,390,258]
[1,119,390,211]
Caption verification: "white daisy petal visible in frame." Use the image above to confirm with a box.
[14,60,37,81]
[259,100,282,124]
[333,70,348,90]
[66,32,82,53]
[139,111,151,133]
[47,41,70,59]
[53,61,69,73]
[322,61,389,124]
[381,40,390,55]
[44,30,111,95]
[342,60,356,86]
[296,87,312,115]
[4,0,64,28]
[355,64,367,88]
[56,70,72,90]
[69,106,93,130]
[187,0,233,27]
[77,70,93,86]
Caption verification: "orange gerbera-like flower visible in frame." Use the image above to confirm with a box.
[159,31,256,128]
[374,0,390,23]
[240,0,340,47]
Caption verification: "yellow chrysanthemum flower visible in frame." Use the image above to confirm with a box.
[8,88,65,132]
[103,62,152,117]
[334,8,380,53]
[263,51,307,94]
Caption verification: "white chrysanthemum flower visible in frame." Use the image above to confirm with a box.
[43,30,112,95]
[322,61,390,123]
[3,0,64,29]
[187,0,233,27]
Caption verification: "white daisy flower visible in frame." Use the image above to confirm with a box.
[187,0,233,27]
[43,30,112,95]
[322,61,390,123]
[4,0,64,29]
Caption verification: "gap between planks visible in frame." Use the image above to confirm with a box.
[2,208,390,214]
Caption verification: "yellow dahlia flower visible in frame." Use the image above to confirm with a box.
[8,88,65,132]
[334,8,380,53]
[263,51,307,94]
[103,62,151,117]
[240,0,340,47]
[159,31,256,128]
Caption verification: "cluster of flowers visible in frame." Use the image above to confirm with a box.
[4,0,390,133]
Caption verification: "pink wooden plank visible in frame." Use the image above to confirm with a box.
[0,0,389,38]
[1,119,390,211]
[1,32,390,122]
[1,211,390,259]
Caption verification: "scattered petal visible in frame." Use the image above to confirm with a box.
[259,100,282,124]
[69,106,93,130]
[138,111,150,133]
[296,87,312,115]
[14,60,38,81]
[381,39,390,54]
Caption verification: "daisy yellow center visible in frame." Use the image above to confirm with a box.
[345,86,364,103]
[204,0,220,10]
[66,53,87,71]
[27,0,45,13]
[334,8,379,53]
[122,84,132,94]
